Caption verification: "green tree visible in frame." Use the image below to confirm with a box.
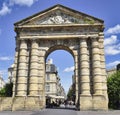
[67,84,75,101]
[107,71,120,109]
[0,82,13,97]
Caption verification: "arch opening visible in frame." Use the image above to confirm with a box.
[45,45,76,108]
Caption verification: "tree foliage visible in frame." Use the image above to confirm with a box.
[67,84,75,101]
[0,82,13,97]
[107,71,120,109]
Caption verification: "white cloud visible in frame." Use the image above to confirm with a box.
[0,56,13,61]
[0,69,7,76]
[104,35,117,46]
[0,0,38,16]
[10,0,38,7]
[104,35,120,55]
[105,24,120,35]
[106,61,120,68]
[105,45,120,55]
[64,66,74,72]
[0,3,11,16]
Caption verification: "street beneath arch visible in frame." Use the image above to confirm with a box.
[0,109,120,115]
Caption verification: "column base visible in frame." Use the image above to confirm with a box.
[0,96,45,111]
[12,97,26,111]
[25,96,43,110]
[93,94,108,110]
[0,97,13,111]
[79,94,92,110]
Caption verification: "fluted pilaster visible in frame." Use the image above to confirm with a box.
[29,40,39,96]
[91,38,103,95]
[16,40,28,96]
[80,39,91,95]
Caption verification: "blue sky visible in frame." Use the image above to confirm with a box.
[0,0,120,93]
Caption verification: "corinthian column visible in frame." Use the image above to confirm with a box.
[16,40,28,96]
[29,40,39,96]
[91,38,103,95]
[80,39,91,95]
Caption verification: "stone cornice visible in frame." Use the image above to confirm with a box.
[18,34,99,40]
[15,23,104,29]
[15,24,104,34]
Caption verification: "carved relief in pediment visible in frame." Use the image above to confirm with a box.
[34,10,95,25]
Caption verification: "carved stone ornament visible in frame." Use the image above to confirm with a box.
[35,10,93,24]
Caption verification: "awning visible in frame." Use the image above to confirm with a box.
[46,95,65,99]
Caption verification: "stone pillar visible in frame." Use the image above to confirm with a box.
[99,34,108,96]
[80,39,91,95]
[74,51,79,105]
[12,49,18,97]
[99,34,108,110]
[12,39,19,97]
[79,39,92,110]
[91,38,103,95]
[91,38,107,110]
[16,40,28,96]
[38,49,46,108]
[29,40,39,96]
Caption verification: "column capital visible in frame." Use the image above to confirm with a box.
[20,40,27,49]
[79,39,87,48]
[31,40,39,49]
[79,38,86,42]
[91,37,99,42]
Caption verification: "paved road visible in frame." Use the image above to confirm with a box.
[0,109,120,115]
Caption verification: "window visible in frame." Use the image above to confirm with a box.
[46,65,50,72]
[46,84,50,92]
[46,74,50,81]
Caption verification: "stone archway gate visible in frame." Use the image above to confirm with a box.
[0,5,108,111]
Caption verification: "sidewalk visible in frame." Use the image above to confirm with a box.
[0,109,120,115]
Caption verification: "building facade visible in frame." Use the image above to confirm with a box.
[106,68,116,77]
[0,5,108,111]
[8,64,14,83]
[45,59,66,103]
[106,63,120,77]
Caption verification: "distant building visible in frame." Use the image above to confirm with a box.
[8,64,14,83]
[0,75,5,90]
[106,68,116,77]
[45,59,66,103]
[106,63,120,77]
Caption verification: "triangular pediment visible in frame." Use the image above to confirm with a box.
[15,4,104,26]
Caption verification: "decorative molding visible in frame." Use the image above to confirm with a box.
[35,10,95,25]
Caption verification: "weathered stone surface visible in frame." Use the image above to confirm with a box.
[93,95,108,110]
[80,95,92,110]
[25,97,41,110]
[0,4,108,111]
[12,97,25,111]
[0,97,13,111]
